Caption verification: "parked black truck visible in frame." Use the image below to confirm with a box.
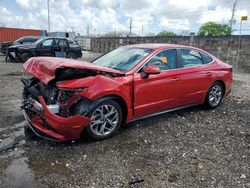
[7,37,82,62]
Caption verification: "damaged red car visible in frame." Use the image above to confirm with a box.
[21,44,232,141]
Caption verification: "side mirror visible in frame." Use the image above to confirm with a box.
[142,65,161,78]
[37,43,42,48]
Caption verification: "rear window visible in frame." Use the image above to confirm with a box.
[203,53,214,64]
[180,49,203,68]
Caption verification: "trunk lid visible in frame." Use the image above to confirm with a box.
[23,57,125,84]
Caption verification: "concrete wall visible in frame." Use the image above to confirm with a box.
[90,36,250,73]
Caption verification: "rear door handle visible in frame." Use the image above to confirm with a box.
[171,77,181,81]
[205,72,212,76]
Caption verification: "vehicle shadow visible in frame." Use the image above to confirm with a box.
[124,104,206,131]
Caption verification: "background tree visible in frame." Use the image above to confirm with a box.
[198,22,232,36]
[157,31,177,36]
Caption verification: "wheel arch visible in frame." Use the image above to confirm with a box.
[77,94,128,139]
[20,50,35,56]
[203,79,226,104]
[74,94,128,124]
[214,79,226,96]
[92,95,128,124]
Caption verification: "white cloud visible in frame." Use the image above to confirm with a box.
[168,0,210,10]
[159,18,190,31]
[199,7,232,23]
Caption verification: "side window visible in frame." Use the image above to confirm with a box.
[180,49,203,68]
[67,39,74,45]
[23,38,35,44]
[144,49,178,71]
[58,39,68,47]
[202,53,213,64]
[41,39,54,47]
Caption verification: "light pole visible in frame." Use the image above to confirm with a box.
[238,16,248,54]
[47,0,50,32]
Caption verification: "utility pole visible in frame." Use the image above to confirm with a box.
[141,24,144,36]
[86,24,90,36]
[129,18,132,35]
[238,16,248,53]
[47,0,50,32]
[229,0,238,28]
[141,24,144,43]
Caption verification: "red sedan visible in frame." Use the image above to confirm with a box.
[21,44,232,141]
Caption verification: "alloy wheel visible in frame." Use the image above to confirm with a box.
[90,104,119,136]
[208,84,222,107]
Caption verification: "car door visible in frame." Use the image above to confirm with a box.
[176,48,214,105]
[36,38,55,56]
[54,39,68,57]
[133,49,181,118]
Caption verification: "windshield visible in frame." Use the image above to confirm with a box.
[15,37,24,43]
[92,47,152,72]
[34,38,45,45]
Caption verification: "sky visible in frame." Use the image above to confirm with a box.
[0,0,249,35]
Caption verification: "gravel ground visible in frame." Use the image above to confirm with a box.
[0,53,249,188]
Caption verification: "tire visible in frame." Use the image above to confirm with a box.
[66,52,77,59]
[205,81,224,109]
[20,52,32,63]
[84,99,123,140]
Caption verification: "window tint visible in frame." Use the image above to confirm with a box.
[23,38,37,44]
[146,49,178,71]
[42,39,54,47]
[180,49,203,68]
[203,53,213,64]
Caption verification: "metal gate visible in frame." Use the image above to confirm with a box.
[75,37,91,51]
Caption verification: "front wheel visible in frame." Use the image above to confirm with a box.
[85,100,123,140]
[205,82,224,109]
[20,52,32,63]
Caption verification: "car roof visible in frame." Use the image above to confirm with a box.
[123,43,206,52]
[41,37,73,40]
[19,36,41,38]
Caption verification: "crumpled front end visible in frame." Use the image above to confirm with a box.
[21,77,91,141]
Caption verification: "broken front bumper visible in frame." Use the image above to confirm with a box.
[22,96,91,141]
[6,51,19,62]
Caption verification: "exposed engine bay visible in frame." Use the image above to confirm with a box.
[21,68,117,118]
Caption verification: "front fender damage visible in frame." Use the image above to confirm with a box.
[23,96,91,141]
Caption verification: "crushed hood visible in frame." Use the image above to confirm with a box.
[23,57,125,84]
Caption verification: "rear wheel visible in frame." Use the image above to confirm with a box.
[66,52,77,59]
[20,52,32,63]
[84,100,123,140]
[205,82,224,109]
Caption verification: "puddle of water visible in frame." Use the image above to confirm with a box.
[0,121,26,147]
[0,121,48,188]
[2,157,47,188]
[1,120,73,187]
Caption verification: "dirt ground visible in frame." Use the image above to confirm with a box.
[0,53,249,188]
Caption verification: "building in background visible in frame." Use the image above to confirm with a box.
[0,27,46,42]
[48,31,76,39]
